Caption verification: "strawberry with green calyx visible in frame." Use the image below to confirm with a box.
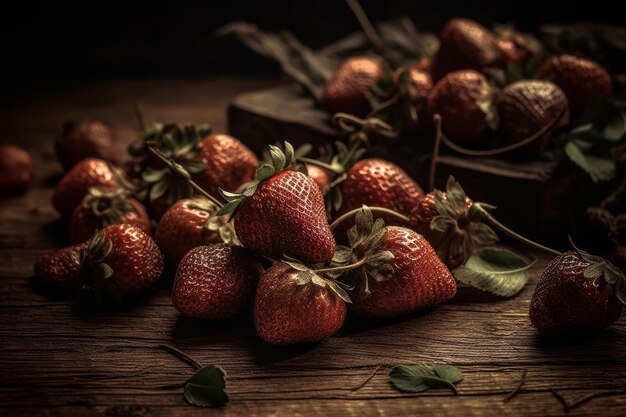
[530,239,625,332]
[253,262,349,344]
[218,141,336,264]
[154,196,238,268]
[332,206,457,318]
[70,186,151,244]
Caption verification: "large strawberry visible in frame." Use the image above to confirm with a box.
[334,207,456,318]
[529,245,625,332]
[336,159,423,228]
[0,144,32,197]
[172,244,263,319]
[427,70,497,145]
[497,80,570,155]
[195,133,258,196]
[323,56,382,118]
[220,142,335,264]
[56,121,118,170]
[52,158,119,217]
[154,196,237,268]
[538,54,612,116]
[254,263,348,344]
[35,224,164,302]
[431,18,502,80]
[70,187,151,244]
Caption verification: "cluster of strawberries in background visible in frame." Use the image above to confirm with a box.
[0,16,624,345]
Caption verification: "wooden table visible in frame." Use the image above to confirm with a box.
[1,76,625,417]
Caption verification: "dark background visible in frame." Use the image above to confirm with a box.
[1,0,622,83]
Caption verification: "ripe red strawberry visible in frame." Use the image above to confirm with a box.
[70,187,150,244]
[306,164,329,194]
[154,196,236,268]
[432,18,502,80]
[497,80,570,154]
[172,244,263,319]
[52,158,119,217]
[56,121,118,170]
[427,70,497,145]
[336,159,423,227]
[35,224,164,300]
[195,133,258,196]
[0,144,33,197]
[538,54,612,116]
[254,263,347,344]
[529,249,625,332]
[222,143,335,264]
[323,56,382,117]
[408,177,497,270]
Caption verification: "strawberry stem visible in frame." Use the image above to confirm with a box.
[330,206,410,231]
[297,156,344,174]
[313,257,367,274]
[146,145,224,209]
[428,114,443,191]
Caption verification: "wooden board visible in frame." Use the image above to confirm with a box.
[1,76,625,417]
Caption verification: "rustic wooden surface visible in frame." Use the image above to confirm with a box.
[1,76,625,417]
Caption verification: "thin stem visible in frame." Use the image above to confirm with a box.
[503,370,527,402]
[156,344,202,370]
[478,207,563,256]
[298,156,344,174]
[330,206,410,231]
[146,145,224,209]
[429,114,443,191]
[367,94,399,118]
[344,0,386,57]
[313,258,366,274]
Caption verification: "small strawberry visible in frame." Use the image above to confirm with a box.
[154,196,237,268]
[427,70,497,145]
[497,80,570,154]
[409,177,497,270]
[52,158,119,217]
[172,244,263,319]
[306,163,329,194]
[412,57,432,74]
[70,187,151,244]
[529,244,625,332]
[538,54,612,116]
[35,224,164,301]
[254,263,348,344]
[336,159,424,227]
[432,18,501,80]
[335,207,456,318]
[323,56,383,118]
[56,121,118,170]
[195,133,258,196]
[0,144,33,197]
[220,142,336,264]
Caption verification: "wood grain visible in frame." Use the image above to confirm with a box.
[1,76,625,417]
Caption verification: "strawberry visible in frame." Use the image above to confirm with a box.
[497,80,570,154]
[253,263,348,344]
[529,246,625,332]
[323,56,382,118]
[52,158,119,217]
[70,187,151,244]
[56,121,118,170]
[220,143,335,264]
[427,70,497,145]
[432,18,501,80]
[154,196,237,268]
[172,244,263,319]
[538,54,612,116]
[334,207,456,318]
[35,224,164,301]
[336,159,423,227]
[412,57,432,74]
[195,133,258,196]
[496,39,528,67]
[305,163,329,194]
[0,144,33,197]
[409,177,497,270]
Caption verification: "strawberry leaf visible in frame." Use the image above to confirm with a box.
[184,365,229,408]
[390,364,463,394]
[564,139,615,182]
[453,247,533,297]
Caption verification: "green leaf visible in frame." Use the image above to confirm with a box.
[564,140,615,182]
[268,145,286,171]
[390,364,463,394]
[180,159,206,174]
[142,168,167,183]
[506,61,524,83]
[184,365,229,408]
[149,180,169,201]
[453,247,533,297]
[255,164,275,182]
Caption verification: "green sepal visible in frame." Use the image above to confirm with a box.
[76,230,120,306]
[281,257,352,303]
